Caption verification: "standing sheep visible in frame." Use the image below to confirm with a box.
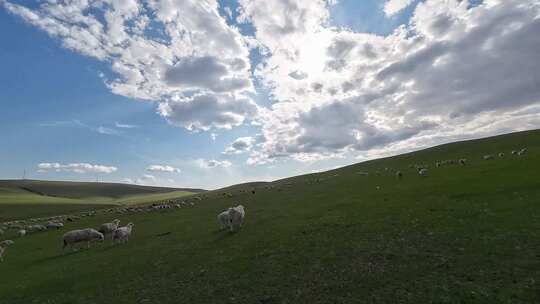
[17,229,26,237]
[98,219,120,238]
[46,222,64,230]
[418,168,428,177]
[483,154,494,160]
[0,240,14,262]
[63,228,104,250]
[459,158,467,165]
[228,205,245,232]
[112,223,134,244]
[217,208,232,230]
[396,171,403,179]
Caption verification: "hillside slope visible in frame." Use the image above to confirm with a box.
[0,129,539,303]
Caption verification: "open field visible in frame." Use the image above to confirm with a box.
[0,181,202,221]
[0,130,539,303]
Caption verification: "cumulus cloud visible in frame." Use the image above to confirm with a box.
[223,137,254,154]
[196,159,232,169]
[37,163,117,174]
[146,165,181,173]
[384,0,415,17]
[1,0,254,131]
[240,0,540,164]
[158,93,258,131]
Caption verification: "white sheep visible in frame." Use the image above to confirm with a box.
[112,223,134,244]
[98,219,120,238]
[27,224,47,233]
[17,229,26,237]
[63,228,104,250]
[46,222,64,230]
[217,209,232,230]
[0,240,14,262]
[228,205,245,232]
[459,158,467,165]
[498,152,505,157]
[396,171,403,179]
[483,154,494,160]
[518,148,527,155]
[418,168,428,177]
[511,150,518,155]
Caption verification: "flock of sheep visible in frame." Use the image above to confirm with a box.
[0,146,529,262]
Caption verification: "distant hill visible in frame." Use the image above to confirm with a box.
[0,179,205,200]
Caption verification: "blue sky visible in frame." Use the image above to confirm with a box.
[1,0,538,189]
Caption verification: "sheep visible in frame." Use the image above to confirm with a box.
[17,229,26,237]
[396,171,403,179]
[228,205,245,232]
[27,224,47,233]
[98,219,120,238]
[63,228,104,250]
[498,152,505,157]
[112,223,134,244]
[518,148,527,156]
[217,208,232,230]
[483,154,494,160]
[46,222,64,230]
[459,158,467,165]
[511,150,518,155]
[0,240,14,262]
[418,168,428,177]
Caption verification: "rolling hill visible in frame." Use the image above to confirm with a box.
[0,129,539,303]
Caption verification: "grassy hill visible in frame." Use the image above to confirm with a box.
[0,180,205,221]
[0,129,539,303]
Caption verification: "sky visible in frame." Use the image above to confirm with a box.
[0,0,539,190]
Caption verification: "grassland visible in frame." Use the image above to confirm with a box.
[0,181,201,221]
[0,130,539,303]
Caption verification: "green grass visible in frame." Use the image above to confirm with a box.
[0,130,539,303]
[0,181,202,221]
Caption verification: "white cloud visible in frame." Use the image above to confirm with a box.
[384,0,415,17]
[136,174,157,185]
[239,0,540,164]
[146,165,181,173]
[2,0,254,131]
[223,137,254,154]
[115,122,137,129]
[37,162,117,174]
[196,159,232,169]
[97,126,120,135]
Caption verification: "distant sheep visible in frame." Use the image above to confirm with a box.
[27,224,47,233]
[418,168,428,177]
[228,205,245,232]
[459,158,467,165]
[98,219,120,238]
[498,152,505,157]
[511,150,518,155]
[112,223,134,244]
[396,171,403,179]
[17,229,26,237]
[518,148,527,156]
[483,155,494,160]
[0,240,14,262]
[63,228,104,250]
[46,222,64,230]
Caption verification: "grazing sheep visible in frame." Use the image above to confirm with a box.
[518,148,527,156]
[418,168,428,177]
[63,228,104,250]
[17,229,26,237]
[459,158,467,165]
[512,150,518,155]
[98,219,120,238]
[498,152,505,157]
[112,223,134,244]
[228,205,245,232]
[0,240,14,262]
[46,222,64,230]
[396,171,403,179]
[217,209,232,230]
[27,224,47,233]
[483,154,494,160]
